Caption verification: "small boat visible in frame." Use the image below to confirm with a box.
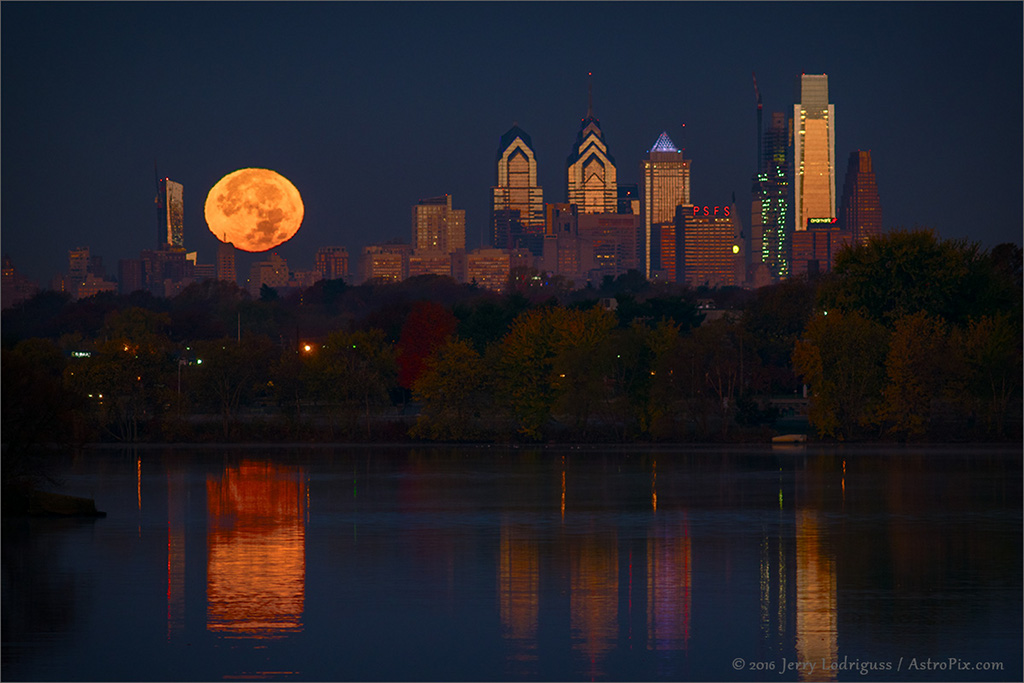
[772,433,807,444]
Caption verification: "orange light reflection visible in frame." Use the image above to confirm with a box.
[206,461,306,639]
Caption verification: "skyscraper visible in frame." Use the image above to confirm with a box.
[156,177,184,250]
[751,112,792,279]
[566,76,618,214]
[641,131,691,279]
[217,240,237,285]
[793,74,835,233]
[492,125,544,253]
[412,195,466,254]
[838,150,882,247]
[314,246,349,281]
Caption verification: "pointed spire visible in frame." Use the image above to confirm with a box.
[650,131,679,153]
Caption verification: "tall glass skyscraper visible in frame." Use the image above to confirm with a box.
[838,150,882,247]
[156,178,184,250]
[492,125,544,253]
[793,74,835,233]
[641,132,691,279]
[566,77,617,214]
[751,112,791,279]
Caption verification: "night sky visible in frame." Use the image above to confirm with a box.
[3,2,1021,285]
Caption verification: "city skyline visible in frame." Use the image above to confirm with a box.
[2,2,1021,284]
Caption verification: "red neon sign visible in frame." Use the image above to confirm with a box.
[692,206,731,217]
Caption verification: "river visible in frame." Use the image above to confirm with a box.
[2,444,1020,681]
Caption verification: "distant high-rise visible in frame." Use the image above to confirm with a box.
[566,75,618,214]
[217,240,237,285]
[751,112,792,279]
[838,150,882,247]
[793,74,835,233]
[412,195,465,254]
[641,131,691,279]
[314,246,349,282]
[156,177,184,250]
[492,125,544,253]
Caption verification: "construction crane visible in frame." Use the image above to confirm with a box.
[752,72,763,173]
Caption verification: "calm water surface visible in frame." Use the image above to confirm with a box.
[2,445,1021,681]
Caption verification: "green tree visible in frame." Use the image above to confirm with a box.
[65,307,176,441]
[819,229,1011,326]
[306,329,397,438]
[192,335,277,437]
[792,311,890,440]
[410,337,488,441]
[496,306,616,439]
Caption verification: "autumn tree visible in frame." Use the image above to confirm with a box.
[792,311,889,440]
[396,300,458,390]
[878,312,954,438]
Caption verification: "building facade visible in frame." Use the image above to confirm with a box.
[314,246,349,282]
[359,243,411,284]
[157,178,185,250]
[790,221,853,277]
[678,204,745,288]
[412,195,466,254]
[217,241,237,285]
[641,132,691,279]
[492,125,544,254]
[566,81,618,214]
[837,150,882,247]
[751,111,792,280]
[793,74,835,234]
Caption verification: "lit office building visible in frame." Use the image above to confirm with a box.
[359,243,411,284]
[1,255,38,309]
[577,212,642,280]
[566,78,618,214]
[314,246,349,282]
[793,74,835,233]
[678,204,745,288]
[412,195,465,255]
[217,241,237,285]
[409,250,452,278]
[838,150,882,247]
[492,126,544,254]
[751,112,791,280]
[247,252,290,297]
[157,177,185,250]
[641,132,691,279]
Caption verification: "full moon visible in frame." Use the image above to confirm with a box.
[204,168,304,252]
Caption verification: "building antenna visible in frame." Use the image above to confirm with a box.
[587,71,593,118]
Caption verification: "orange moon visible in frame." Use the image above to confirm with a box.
[204,168,304,252]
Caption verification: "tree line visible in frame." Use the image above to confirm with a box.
[2,230,1020,456]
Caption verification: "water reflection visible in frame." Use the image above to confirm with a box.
[795,509,838,681]
[647,515,691,652]
[166,466,186,640]
[498,518,539,672]
[205,460,307,639]
[569,528,618,679]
